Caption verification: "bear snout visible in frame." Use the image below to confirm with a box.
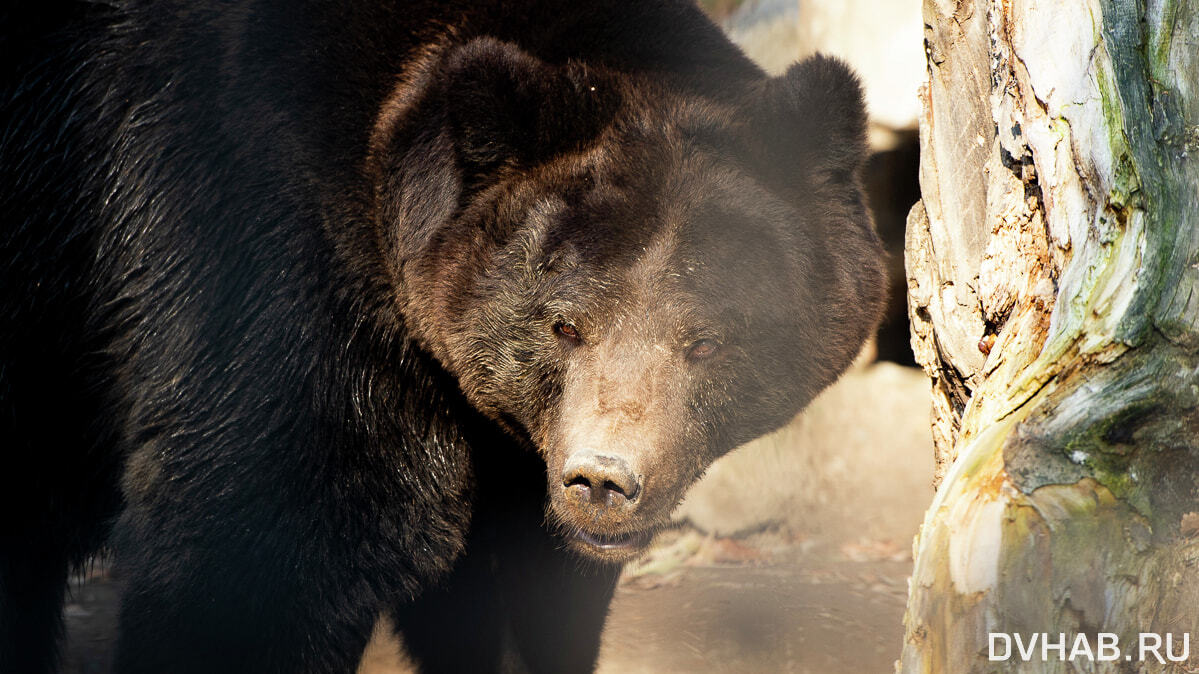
[561,450,642,515]
[557,450,657,562]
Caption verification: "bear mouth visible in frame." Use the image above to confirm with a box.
[571,527,654,560]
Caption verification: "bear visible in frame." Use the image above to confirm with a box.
[0,1,885,672]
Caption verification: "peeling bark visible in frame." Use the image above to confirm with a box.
[903,0,1199,671]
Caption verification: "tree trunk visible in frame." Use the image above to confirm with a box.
[902,0,1199,671]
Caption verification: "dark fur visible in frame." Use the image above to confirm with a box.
[0,2,884,672]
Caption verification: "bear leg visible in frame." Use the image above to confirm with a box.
[394,441,620,673]
[0,541,72,673]
[394,510,619,673]
[110,519,381,674]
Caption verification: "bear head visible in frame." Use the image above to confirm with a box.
[368,38,885,563]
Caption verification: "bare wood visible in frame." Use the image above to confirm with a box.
[903,0,1199,670]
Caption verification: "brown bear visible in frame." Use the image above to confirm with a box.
[0,1,884,672]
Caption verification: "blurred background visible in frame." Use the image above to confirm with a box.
[61,2,932,672]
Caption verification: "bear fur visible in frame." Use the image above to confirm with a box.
[0,1,885,672]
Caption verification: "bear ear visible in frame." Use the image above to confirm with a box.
[438,38,617,186]
[757,54,868,186]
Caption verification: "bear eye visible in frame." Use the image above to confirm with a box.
[685,338,720,362]
[554,321,582,343]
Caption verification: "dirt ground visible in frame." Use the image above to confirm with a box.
[597,529,915,674]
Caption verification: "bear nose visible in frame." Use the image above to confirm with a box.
[562,452,641,510]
